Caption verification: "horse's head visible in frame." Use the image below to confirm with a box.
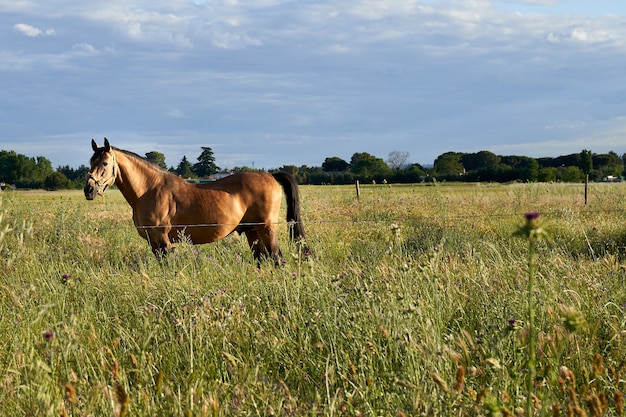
[84,138,118,200]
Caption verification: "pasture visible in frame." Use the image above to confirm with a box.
[1,182,626,416]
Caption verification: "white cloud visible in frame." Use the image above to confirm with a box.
[570,27,611,43]
[167,108,185,118]
[14,23,55,37]
[71,43,98,55]
[2,0,626,169]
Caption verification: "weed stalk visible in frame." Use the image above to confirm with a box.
[515,212,548,416]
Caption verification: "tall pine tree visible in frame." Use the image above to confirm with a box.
[175,156,194,178]
[192,147,220,177]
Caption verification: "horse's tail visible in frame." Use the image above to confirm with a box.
[272,172,307,245]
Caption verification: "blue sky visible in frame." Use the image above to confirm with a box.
[1,0,625,170]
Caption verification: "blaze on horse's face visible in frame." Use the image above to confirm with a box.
[84,138,117,200]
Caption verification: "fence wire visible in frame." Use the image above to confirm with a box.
[130,207,626,230]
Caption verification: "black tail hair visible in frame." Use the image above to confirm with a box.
[272,172,306,243]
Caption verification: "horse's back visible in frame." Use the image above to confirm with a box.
[197,171,280,197]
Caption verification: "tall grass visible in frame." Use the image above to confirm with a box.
[0,183,625,415]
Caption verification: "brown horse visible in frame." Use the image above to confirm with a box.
[84,138,306,262]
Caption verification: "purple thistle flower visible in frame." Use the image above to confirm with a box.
[525,212,540,221]
[43,331,55,340]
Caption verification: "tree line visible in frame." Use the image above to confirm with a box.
[281,149,625,185]
[428,149,625,183]
[0,147,624,191]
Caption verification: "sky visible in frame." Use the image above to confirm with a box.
[1,0,626,170]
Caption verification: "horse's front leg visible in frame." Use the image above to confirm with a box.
[142,228,174,259]
[244,229,266,263]
[244,228,283,265]
[151,243,173,259]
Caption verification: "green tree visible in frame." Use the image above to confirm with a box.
[175,156,194,178]
[0,150,21,183]
[518,157,539,182]
[0,150,53,187]
[461,151,500,172]
[232,166,259,173]
[192,147,220,177]
[34,156,54,181]
[44,172,71,190]
[322,157,349,172]
[538,167,558,182]
[349,152,392,180]
[593,151,623,179]
[278,165,298,176]
[579,149,593,174]
[433,152,465,177]
[146,151,167,169]
[393,163,428,183]
[57,165,90,189]
[559,166,585,183]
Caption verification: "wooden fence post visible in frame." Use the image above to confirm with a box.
[584,174,588,205]
[355,180,360,199]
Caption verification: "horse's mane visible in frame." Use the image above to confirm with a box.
[113,147,173,176]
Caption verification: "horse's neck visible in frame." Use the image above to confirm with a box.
[114,151,165,206]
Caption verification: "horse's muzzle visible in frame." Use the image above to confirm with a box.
[84,179,97,200]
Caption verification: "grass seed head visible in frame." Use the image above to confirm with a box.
[430,372,448,392]
[614,391,623,416]
[453,366,465,393]
[560,305,586,333]
[115,383,130,417]
[65,383,77,405]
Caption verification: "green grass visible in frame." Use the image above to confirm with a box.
[1,182,626,416]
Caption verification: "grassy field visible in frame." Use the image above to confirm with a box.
[1,182,626,416]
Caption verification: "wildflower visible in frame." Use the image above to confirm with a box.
[514,212,549,241]
[525,211,540,221]
[514,212,550,417]
[43,331,55,340]
[507,318,522,331]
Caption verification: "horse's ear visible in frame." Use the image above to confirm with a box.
[103,138,111,151]
[91,139,98,151]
